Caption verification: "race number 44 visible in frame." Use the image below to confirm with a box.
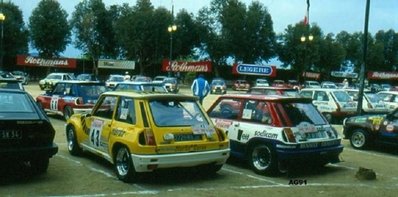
[89,119,104,147]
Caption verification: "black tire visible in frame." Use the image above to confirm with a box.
[114,146,137,183]
[30,157,49,174]
[350,129,371,149]
[248,144,278,175]
[63,106,74,120]
[66,125,83,156]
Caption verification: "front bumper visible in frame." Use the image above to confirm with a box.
[131,148,230,172]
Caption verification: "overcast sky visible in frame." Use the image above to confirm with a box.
[10,0,398,58]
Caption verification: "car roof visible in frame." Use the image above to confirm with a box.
[250,86,295,90]
[0,78,21,82]
[218,94,312,102]
[56,80,103,84]
[102,91,196,100]
[116,81,163,85]
[0,88,25,93]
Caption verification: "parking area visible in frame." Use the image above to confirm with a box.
[1,84,398,196]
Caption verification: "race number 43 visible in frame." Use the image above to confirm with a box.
[89,119,104,147]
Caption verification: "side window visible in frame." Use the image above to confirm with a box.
[314,91,329,101]
[93,96,118,119]
[299,91,313,99]
[208,98,242,120]
[115,97,136,124]
[243,101,272,124]
[242,100,258,120]
[52,83,65,95]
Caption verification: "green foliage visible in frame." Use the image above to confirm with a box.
[0,2,28,58]
[29,0,70,58]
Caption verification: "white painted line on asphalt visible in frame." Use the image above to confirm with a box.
[328,163,356,170]
[56,154,83,166]
[47,190,159,197]
[87,166,116,179]
[221,167,284,185]
[346,148,398,160]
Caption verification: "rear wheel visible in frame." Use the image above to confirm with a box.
[350,129,371,149]
[66,125,82,156]
[249,144,278,175]
[114,146,137,183]
[63,106,74,120]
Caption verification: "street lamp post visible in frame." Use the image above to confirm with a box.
[0,12,5,71]
[300,34,313,81]
[167,24,177,77]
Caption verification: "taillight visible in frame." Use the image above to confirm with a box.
[144,128,156,145]
[283,128,296,143]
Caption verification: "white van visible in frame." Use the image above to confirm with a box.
[300,88,357,123]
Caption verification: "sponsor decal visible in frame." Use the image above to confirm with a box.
[215,119,233,128]
[112,128,126,137]
[16,55,77,69]
[367,71,398,80]
[232,63,276,77]
[302,71,321,79]
[254,130,278,139]
[162,59,212,72]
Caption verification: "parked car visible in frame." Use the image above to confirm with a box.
[304,80,321,88]
[11,70,29,85]
[381,84,392,91]
[132,75,152,82]
[152,75,168,83]
[207,94,343,175]
[299,88,357,123]
[343,108,398,149]
[376,91,398,112]
[65,92,229,182]
[287,80,301,89]
[271,79,286,87]
[321,81,338,89]
[210,78,227,94]
[39,72,74,90]
[0,78,24,90]
[0,89,58,174]
[36,81,107,120]
[0,71,15,79]
[254,78,269,87]
[113,81,167,92]
[345,89,388,114]
[105,74,124,89]
[76,73,98,81]
[163,77,179,93]
[248,86,299,97]
[233,79,250,91]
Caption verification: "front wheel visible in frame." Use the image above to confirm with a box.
[66,125,83,156]
[249,144,278,175]
[114,146,137,183]
[350,129,371,149]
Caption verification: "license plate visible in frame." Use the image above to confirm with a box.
[174,134,202,141]
[0,130,22,140]
[176,144,206,152]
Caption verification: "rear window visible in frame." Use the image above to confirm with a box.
[279,102,326,126]
[149,99,209,127]
[0,92,34,113]
[77,84,107,97]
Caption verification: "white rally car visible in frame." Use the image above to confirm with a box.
[207,94,343,175]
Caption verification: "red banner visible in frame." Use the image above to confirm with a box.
[367,71,398,80]
[162,59,212,73]
[16,55,77,69]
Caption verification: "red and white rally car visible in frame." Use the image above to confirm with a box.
[36,81,107,120]
[207,94,343,175]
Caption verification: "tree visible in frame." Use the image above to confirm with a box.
[70,0,116,75]
[317,33,345,76]
[374,29,398,71]
[0,2,28,62]
[29,0,70,58]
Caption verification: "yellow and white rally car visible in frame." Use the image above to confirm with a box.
[65,91,229,182]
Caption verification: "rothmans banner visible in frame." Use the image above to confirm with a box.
[16,55,77,69]
[232,63,277,77]
[162,59,212,72]
[98,59,135,70]
[367,71,398,80]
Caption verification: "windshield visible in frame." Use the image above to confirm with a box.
[46,74,62,80]
[77,84,107,97]
[212,80,225,85]
[280,102,326,126]
[149,99,209,127]
[333,91,352,102]
[110,76,124,81]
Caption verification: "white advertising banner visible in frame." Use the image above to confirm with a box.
[98,59,135,70]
